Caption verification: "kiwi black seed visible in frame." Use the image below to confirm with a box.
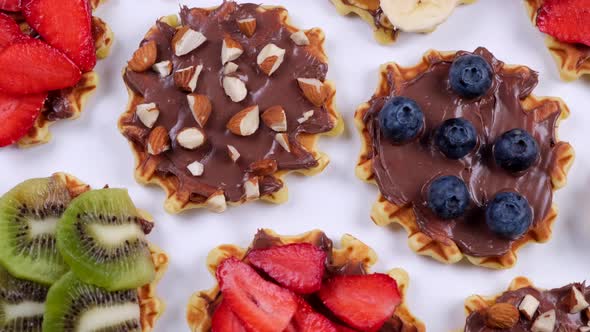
[43,272,142,332]
[57,188,155,291]
[0,176,71,285]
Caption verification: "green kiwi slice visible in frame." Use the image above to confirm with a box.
[43,272,142,332]
[57,188,155,291]
[0,265,48,331]
[0,176,71,285]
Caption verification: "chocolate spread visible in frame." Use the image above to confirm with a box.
[464,283,590,331]
[121,2,335,203]
[363,47,565,257]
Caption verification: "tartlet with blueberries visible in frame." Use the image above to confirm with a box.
[355,47,574,269]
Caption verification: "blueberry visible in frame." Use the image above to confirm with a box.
[449,54,493,99]
[379,96,424,144]
[434,118,477,159]
[493,129,539,172]
[486,192,532,239]
[427,176,470,219]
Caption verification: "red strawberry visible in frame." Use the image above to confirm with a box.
[285,298,338,332]
[0,91,46,147]
[536,0,590,47]
[211,300,248,332]
[217,257,298,332]
[0,0,21,12]
[318,274,401,332]
[0,13,24,49]
[334,324,358,332]
[248,243,327,294]
[23,0,96,71]
[0,38,81,95]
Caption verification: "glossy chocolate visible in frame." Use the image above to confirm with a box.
[121,2,335,203]
[465,283,590,331]
[363,48,564,257]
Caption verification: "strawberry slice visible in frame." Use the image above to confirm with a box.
[211,300,248,332]
[0,13,24,49]
[247,243,327,294]
[0,38,81,95]
[0,91,46,147]
[318,274,401,332]
[285,298,338,332]
[0,0,21,12]
[217,257,298,332]
[23,0,96,71]
[536,0,590,47]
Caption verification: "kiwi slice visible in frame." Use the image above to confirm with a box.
[43,272,142,332]
[57,188,155,291]
[0,176,71,285]
[0,265,48,331]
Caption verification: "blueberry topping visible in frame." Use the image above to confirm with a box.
[485,192,532,239]
[379,96,424,144]
[434,118,477,159]
[427,176,470,220]
[449,54,493,99]
[493,129,539,172]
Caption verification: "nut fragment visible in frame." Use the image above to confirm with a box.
[485,303,519,329]
[531,310,556,332]
[297,78,328,107]
[244,177,260,200]
[568,286,590,314]
[227,105,260,136]
[175,65,203,92]
[585,307,590,320]
[187,94,212,128]
[128,40,157,72]
[172,26,206,56]
[274,133,291,152]
[257,44,286,76]
[227,145,241,162]
[297,110,314,124]
[176,127,206,150]
[152,60,172,77]
[206,191,227,213]
[262,106,287,132]
[224,62,238,75]
[237,17,256,37]
[580,327,590,332]
[187,160,204,176]
[221,36,244,65]
[290,31,310,46]
[135,103,159,128]
[147,126,170,155]
[249,159,277,176]
[222,76,248,102]
[518,294,540,320]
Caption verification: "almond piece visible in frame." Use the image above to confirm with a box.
[249,159,277,176]
[297,110,314,124]
[261,106,287,132]
[531,310,556,332]
[187,160,204,176]
[175,65,203,92]
[274,133,291,152]
[568,286,590,314]
[176,127,206,150]
[297,78,328,107]
[128,40,157,72]
[485,303,519,329]
[172,26,206,56]
[580,327,590,332]
[290,31,310,46]
[518,294,540,320]
[257,43,285,76]
[227,145,241,162]
[221,36,244,65]
[187,94,212,128]
[152,60,172,77]
[227,105,259,136]
[224,62,239,75]
[206,191,227,213]
[244,177,260,200]
[237,17,256,37]
[223,76,248,102]
[147,126,170,155]
[135,103,159,128]
[584,307,590,320]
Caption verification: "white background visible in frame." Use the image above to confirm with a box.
[1,0,589,331]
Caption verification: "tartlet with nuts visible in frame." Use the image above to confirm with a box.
[119,1,342,214]
[463,277,590,331]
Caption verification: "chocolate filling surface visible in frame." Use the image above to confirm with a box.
[363,47,564,257]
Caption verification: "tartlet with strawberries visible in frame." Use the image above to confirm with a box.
[187,229,424,332]
[0,0,113,148]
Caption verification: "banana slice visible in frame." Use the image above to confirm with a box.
[380,0,461,33]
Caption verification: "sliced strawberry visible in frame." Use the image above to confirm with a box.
[0,0,21,12]
[285,298,338,332]
[0,38,81,95]
[0,91,46,147]
[0,13,24,49]
[318,274,401,332]
[536,0,590,47]
[217,257,298,332]
[247,243,327,294]
[211,300,248,332]
[333,324,358,332]
[23,0,96,71]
